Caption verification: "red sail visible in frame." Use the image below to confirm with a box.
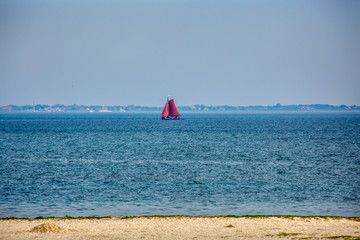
[168,99,181,116]
[161,102,169,116]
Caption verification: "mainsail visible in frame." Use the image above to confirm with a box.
[168,99,180,116]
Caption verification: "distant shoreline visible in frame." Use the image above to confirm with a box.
[1,104,359,112]
[1,215,360,220]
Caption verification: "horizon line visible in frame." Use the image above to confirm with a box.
[1,103,360,107]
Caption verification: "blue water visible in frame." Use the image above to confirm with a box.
[0,112,359,217]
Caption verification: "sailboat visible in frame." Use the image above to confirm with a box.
[161,97,182,120]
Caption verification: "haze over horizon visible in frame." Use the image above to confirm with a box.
[1,0,359,107]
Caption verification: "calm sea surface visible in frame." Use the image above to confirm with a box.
[0,112,359,217]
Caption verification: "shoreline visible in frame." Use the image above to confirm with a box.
[1,216,359,240]
[2,214,360,220]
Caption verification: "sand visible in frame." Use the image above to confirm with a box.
[1,216,359,240]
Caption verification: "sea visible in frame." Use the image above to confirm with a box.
[0,112,359,217]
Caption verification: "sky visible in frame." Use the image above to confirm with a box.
[1,0,359,107]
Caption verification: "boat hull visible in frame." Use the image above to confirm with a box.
[162,116,181,120]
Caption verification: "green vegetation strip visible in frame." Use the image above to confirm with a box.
[278,232,302,236]
[1,215,359,221]
[325,236,360,240]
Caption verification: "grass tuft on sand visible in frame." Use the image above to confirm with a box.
[225,224,235,227]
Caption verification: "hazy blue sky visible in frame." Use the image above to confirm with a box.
[1,0,359,106]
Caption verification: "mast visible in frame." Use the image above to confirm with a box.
[167,95,169,114]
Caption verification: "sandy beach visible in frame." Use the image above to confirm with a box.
[1,216,359,240]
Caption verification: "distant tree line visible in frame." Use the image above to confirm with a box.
[181,104,360,111]
[1,104,359,112]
